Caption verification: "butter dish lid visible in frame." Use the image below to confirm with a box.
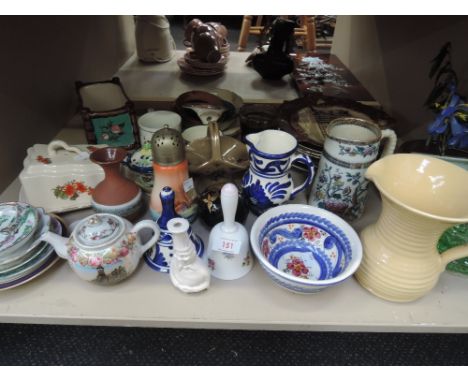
[21,140,106,176]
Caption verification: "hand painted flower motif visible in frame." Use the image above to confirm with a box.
[88,256,103,267]
[126,233,137,246]
[208,258,215,271]
[75,181,87,193]
[284,256,309,278]
[111,125,123,134]
[36,155,51,164]
[69,247,79,262]
[303,226,321,241]
[86,146,99,153]
[52,180,94,200]
[262,238,270,257]
[79,256,88,266]
[338,144,378,158]
[203,192,219,213]
[64,184,76,197]
[242,255,251,267]
[100,121,126,142]
[323,200,348,215]
[117,234,136,258]
[67,229,136,268]
[103,253,116,264]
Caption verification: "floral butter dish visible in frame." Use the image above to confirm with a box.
[19,140,106,213]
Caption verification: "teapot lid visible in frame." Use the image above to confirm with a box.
[74,214,125,248]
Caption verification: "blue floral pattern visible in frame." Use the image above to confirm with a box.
[311,162,369,220]
[259,213,352,280]
[256,211,355,291]
[338,144,378,157]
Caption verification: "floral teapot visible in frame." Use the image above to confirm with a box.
[41,213,159,285]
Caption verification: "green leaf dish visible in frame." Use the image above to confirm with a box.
[438,224,468,276]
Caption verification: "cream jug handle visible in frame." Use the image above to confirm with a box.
[47,140,83,157]
[290,153,315,199]
[380,129,397,158]
[131,220,160,254]
[440,243,468,269]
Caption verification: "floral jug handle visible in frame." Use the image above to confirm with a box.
[380,129,397,158]
[290,153,315,199]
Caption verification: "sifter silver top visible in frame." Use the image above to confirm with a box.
[151,127,186,166]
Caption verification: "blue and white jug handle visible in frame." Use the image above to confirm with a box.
[290,153,315,199]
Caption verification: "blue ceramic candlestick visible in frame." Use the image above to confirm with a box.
[145,186,204,272]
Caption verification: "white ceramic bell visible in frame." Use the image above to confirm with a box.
[168,218,210,293]
[207,183,253,280]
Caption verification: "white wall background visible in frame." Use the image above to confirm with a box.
[332,15,468,139]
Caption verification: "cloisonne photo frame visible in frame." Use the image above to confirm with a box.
[76,77,140,150]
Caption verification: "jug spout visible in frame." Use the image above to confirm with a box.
[244,129,298,157]
[244,132,262,150]
[41,231,68,259]
[365,159,384,183]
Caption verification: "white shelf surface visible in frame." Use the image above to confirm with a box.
[1,159,468,332]
[1,54,466,332]
[116,52,300,104]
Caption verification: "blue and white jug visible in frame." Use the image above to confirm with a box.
[241,130,315,215]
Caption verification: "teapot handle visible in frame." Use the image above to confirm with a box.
[290,153,315,199]
[131,220,160,254]
[380,129,397,158]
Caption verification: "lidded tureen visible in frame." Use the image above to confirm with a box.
[19,140,105,213]
[41,213,159,285]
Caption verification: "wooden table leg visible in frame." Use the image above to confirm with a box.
[238,15,253,51]
[305,16,317,54]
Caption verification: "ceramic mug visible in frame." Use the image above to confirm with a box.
[138,110,182,145]
[308,117,397,220]
[182,125,224,144]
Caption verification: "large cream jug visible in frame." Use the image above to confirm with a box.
[356,154,468,302]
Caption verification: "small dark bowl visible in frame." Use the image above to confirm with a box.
[199,185,249,228]
[239,104,279,137]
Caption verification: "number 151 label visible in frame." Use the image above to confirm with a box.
[213,238,241,255]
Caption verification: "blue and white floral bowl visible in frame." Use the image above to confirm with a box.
[250,204,362,293]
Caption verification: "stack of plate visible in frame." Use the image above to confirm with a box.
[0,202,63,291]
[177,50,227,77]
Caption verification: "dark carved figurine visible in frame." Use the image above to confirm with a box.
[184,18,227,63]
[252,18,296,80]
